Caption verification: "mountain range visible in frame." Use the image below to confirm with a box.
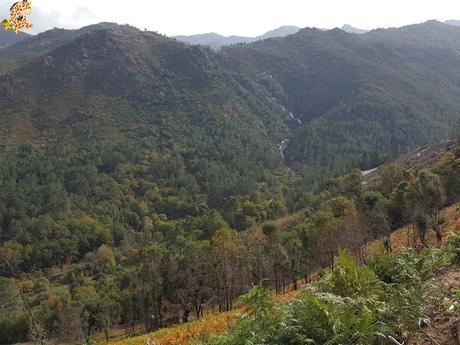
[175,25,302,49]
[0,29,30,48]
[1,20,460,188]
[174,24,371,48]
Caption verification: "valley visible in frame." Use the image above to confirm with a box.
[1,17,460,345]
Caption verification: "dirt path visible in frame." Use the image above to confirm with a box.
[408,268,460,345]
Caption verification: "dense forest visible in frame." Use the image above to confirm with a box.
[1,20,460,344]
[1,135,459,343]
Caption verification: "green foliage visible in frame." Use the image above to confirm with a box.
[2,22,460,344]
[319,250,382,298]
[448,231,460,265]
[237,286,274,317]
[199,246,450,345]
[370,250,421,285]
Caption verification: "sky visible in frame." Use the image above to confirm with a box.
[1,0,460,37]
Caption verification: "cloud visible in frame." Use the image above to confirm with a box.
[0,2,98,35]
[27,6,62,33]
[1,0,460,37]
[27,5,98,34]
[71,6,96,22]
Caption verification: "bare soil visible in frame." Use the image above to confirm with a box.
[408,268,460,345]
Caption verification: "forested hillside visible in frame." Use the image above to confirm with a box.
[223,21,460,179]
[1,137,459,343]
[1,19,460,344]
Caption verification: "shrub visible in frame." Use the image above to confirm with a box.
[448,231,460,265]
[319,249,382,298]
[370,250,420,285]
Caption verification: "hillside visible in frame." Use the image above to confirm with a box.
[103,201,460,345]
[0,30,30,48]
[1,21,460,184]
[2,20,460,344]
[223,21,460,177]
[363,139,457,184]
[0,136,458,344]
[0,25,292,205]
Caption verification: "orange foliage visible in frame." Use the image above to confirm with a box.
[105,311,237,345]
[103,202,460,345]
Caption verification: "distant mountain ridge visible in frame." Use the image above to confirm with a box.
[175,25,301,49]
[341,24,369,34]
[0,30,31,48]
[175,24,374,48]
[445,19,460,27]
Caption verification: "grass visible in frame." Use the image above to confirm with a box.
[101,311,238,345]
[365,202,460,257]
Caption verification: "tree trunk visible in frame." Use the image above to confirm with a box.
[14,278,46,345]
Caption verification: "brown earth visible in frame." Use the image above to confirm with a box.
[364,139,456,184]
[408,268,460,345]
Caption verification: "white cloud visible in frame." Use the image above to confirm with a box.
[4,0,460,36]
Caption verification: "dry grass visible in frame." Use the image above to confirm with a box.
[103,311,238,345]
[365,202,460,257]
[103,202,460,345]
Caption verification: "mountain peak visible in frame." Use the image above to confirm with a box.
[341,24,369,34]
[175,25,301,49]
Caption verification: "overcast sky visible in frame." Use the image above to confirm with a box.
[1,0,460,36]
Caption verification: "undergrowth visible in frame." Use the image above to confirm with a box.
[197,237,460,345]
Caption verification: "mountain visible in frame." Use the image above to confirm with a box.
[175,25,301,49]
[341,24,369,34]
[0,25,292,205]
[222,21,460,177]
[0,22,135,60]
[445,19,460,27]
[0,30,31,48]
[174,32,249,49]
[3,20,460,344]
[255,25,302,40]
[2,20,460,184]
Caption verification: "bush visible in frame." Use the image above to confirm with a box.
[0,315,29,345]
[448,231,460,265]
[319,249,381,298]
[199,248,436,345]
[370,250,420,285]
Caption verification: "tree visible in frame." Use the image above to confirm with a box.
[377,163,406,196]
[139,243,168,331]
[453,119,460,143]
[415,214,430,246]
[211,228,246,311]
[406,170,446,244]
[175,239,213,319]
[0,247,47,344]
